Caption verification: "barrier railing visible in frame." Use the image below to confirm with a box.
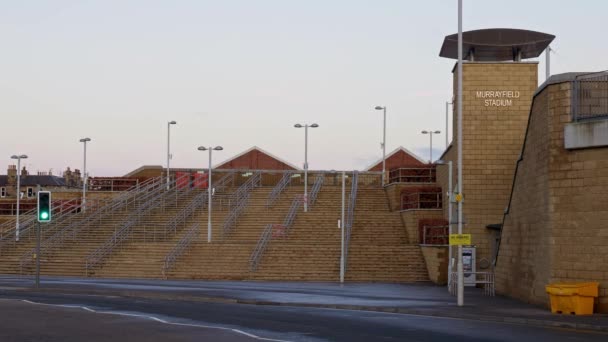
[572,71,608,121]
[401,191,443,210]
[421,225,449,245]
[18,176,164,274]
[144,191,207,242]
[84,174,193,275]
[388,167,436,184]
[161,222,200,278]
[450,271,495,296]
[222,172,261,238]
[266,171,294,208]
[344,171,359,272]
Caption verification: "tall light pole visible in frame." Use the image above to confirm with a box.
[294,123,319,212]
[457,0,464,307]
[436,160,453,288]
[79,138,91,211]
[421,130,441,163]
[374,106,387,185]
[445,101,453,149]
[198,146,223,243]
[167,121,177,190]
[11,154,28,242]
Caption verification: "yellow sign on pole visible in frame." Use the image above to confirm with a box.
[449,234,471,246]
[454,193,463,203]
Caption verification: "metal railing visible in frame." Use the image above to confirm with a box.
[249,223,274,271]
[401,191,443,210]
[0,198,108,255]
[308,175,324,207]
[388,167,436,184]
[421,225,449,245]
[450,271,495,296]
[88,177,141,192]
[250,198,303,271]
[162,222,200,278]
[344,171,359,272]
[572,71,608,121]
[18,176,164,274]
[144,191,208,242]
[84,174,193,275]
[266,171,294,208]
[222,172,261,237]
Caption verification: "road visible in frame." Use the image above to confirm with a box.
[1,291,606,342]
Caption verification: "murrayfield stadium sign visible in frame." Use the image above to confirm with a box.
[476,90,520,107]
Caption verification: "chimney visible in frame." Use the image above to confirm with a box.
[7,165,16,186]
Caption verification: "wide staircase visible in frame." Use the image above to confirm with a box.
[346,187,428,282]
[166,187,300,280]
[250,186,342,281]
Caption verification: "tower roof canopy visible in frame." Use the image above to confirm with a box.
[439,28,555,61]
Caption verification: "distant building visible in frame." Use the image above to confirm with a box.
[0,165,81,199]
[365,146,427,172]
[215,146,299,170]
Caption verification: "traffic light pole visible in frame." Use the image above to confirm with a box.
[36,221,40,288]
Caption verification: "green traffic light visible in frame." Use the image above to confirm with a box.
[40,212,49,220]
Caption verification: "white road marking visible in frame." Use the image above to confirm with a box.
[20,299,292,342]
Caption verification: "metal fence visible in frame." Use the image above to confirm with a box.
[388,167,436,184]
[449,272,495,296]
[421,225,448,245]
[401,191,443,210]
[572,71,608,121]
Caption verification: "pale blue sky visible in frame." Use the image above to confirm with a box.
[1,0,607,176]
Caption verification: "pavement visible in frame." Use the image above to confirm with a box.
[1,275,607,334]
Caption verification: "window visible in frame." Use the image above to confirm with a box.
[0,187,5,198]
[27,187,33,198]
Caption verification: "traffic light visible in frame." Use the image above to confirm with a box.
[37,191,51,222]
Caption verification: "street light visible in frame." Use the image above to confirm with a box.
[167,121,177,190]
[436,159,453,288]
[457,0,465,307]
[421,130,441,163]
[10,154,28,242]
[198,145,223,243]
[374,106,387,185]
[294,123,319,212]
[79,138,91,211]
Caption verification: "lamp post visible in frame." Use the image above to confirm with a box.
[11,154,28,242]
[167,121,177,190]
[294,123,319,212]
[421,130,441,163]
[436,160,453,288]
[457,0,464,307]
[79,138,91,211]
[374,106,387,185]
[198,146,223,243]
[445,101,453,149]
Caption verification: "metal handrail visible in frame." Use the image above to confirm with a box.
[249,224,273,271]
[308,175,324,207]
[162,222,200,278]
[84,174,192,275]
[401,192,443,210]
[18,176,165,274]
[266,171,293,208]
[222,172,261,237]
[388,167,436,184]
[344,171,359,272]
[421,225,449,245]
[147,190,208,241]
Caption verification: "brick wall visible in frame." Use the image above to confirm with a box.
[421,246,449,285]
[440,62,537,265]
[401,210,444,244]
[495,79,608,312]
